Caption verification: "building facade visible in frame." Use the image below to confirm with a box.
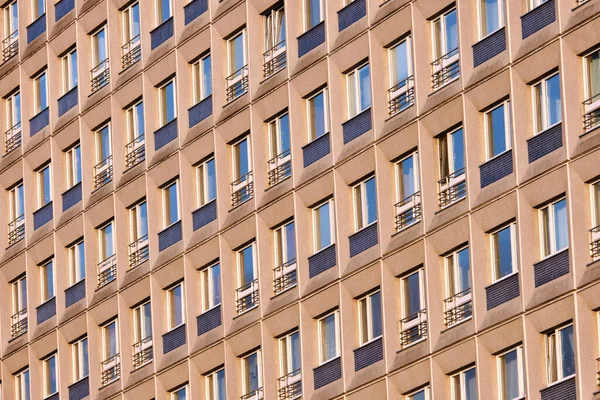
[0,0,599,399]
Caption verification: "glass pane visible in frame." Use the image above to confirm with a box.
[230,33,245,73]
[488,104,507,158]
[321,314,337,361]
[277,8,286,44]
[317,202,331,250]
[365,177,377,225]
[167,183,179,225]
[132,3,140,37]
[159,0,171,23]
[405,272,421,317]
[410,389,426,400]
[370,291,382,338]
[48,356,57,394]
[45,262,54,299]
[205,159,217,202]
[445,10,459,52]
[96,29,107,63]
[143,302,152,338]
[309,92,326,140]
[560,325,575,378]
[359,299,368,343]
[354,186,363,229]
[399,155,416,200]
[279,114,291,153]
[553,199,568,252]
[202,56,212,98]
[211,264,221,306]
[23,370,30,400]
[285,222,296,262]
[14,92,21,124]
[82,338,89,377]
[39,73,47,110]
[534,83,543,132]
[548,333,557,383]
[136,102,145,137]
[482,0,500,36]
[139,201,148,236]
[391,41,409,86]
[594,183,600,227]
[98,126,111,161]
[77,241,86,280]
[106,322,117,357]
[235,138,250,178]
[17,185,24,216]
[290,331,301,372]
[170,285,183,327]
[501,350,520,400]
[103,223,114,258]
[74,145,82,184]
[546,74,562,127]
[20,278,27,309]
[439,134,449,178]
[433,19,442,59]
[541,207,551,257]
[240,246,254,285]
[165,82,176,123]
[41,167,51,205]
[307,0,321,29]
[464,368,477,400]
[494,226,513,279]
[589,50,600,98]
[457,248,471,292]
[71,51,78,87]
[451,129,465,173]
[358,65,371,111]
[348,71,357,117]
[245,353,259,392]
[216,369,226,400]
[446,256,455,296]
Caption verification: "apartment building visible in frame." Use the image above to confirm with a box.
[0,0,599,399]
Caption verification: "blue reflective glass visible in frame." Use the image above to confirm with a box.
[285,222,296,261]
[547,74,562,127]
[290,331,301,371]
[464,368,477,400]
[279,114,291,152]
[317,202,331,249]
[82,338,89,377]
[359,65,371,111]
[165,82,176,123]
[202,56,212,97]
[554,199,568,251]
[216,369,226,400]
[206,159,217,201]
[77,241,86,280]
[445,10,459,52]
[370,291,382,338]
[211,264,221,306]
[560,325,575,378]
[451,129,465,172]
[400,156,416,199]
[365,177,377,224]
[39,73,48,110]
[136,102,145,136]
[307,0,322,29]
[406,272,421,316]
[457,247,471,292]
[139,202,148,236]
[241,246,254,284]
[495,226,513,278]
[489,104,507,157]
[311,92,326,139]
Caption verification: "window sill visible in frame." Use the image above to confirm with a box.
[201,303,221,315]
[531,121,562,139]
[546,374,576,389]
[166,323,185,333]
[161,219,182,232]
[351,220,378,237]
[39,296,56,307]
[476,26,506,43]
[344,107,372,125]
[317,355,341,368]
[537,247,569,264]
[357,335,383,349]
[313,243,336,257]
[488,270,519,288]
[302,132,330,149]
[484,147,513,164]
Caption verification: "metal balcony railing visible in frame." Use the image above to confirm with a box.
[431,47,460,90]
[443,288,472,327]
[273,258,297,295]
[100,354,120,386]
[583,92,600,132]
[268,149,292,187]
[388,76,415,116]
[263,40,287,79]
[94,155,113,189]
[97,254,117,288]
[226,65,248,102]
[2,30,18,62]
[10,308,27,337]
[231,171,253,208]
[121,35,141,70]
[399,309,427,346]
[236,279,259,314]
[438,168,466,208]
[5,121,22,153]
[91,59,110,92]
[125,134,145,168]
[132,336,153,369]
[395,192,421,231]
[241,387,264,400]
[129,234,149,268]
[8,214,25,246]
[591,225,600,260]
[277,369,302,400]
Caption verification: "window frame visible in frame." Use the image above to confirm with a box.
[307,88,329,141]
[166,282,185,330]
[545,323,576,384]
[65,143,82,189]
[539,198,568,258]
[162,180,180,228]
[126,100,144,143]
[407,386,430,400]
[346,62,371,118]
[491,223,518,282]
[170,385,188,400]
[264,4,286,51]
[102,319,119,360]
[159,79,177,127]
[279,329,300,377]
[14,368,30,400]
[61,48,78,94]
[32,0,45,20]
[232,135,252,180]
[357,290,382,345]
[90,25,108,67]
[156,0,173,25]
[9,182,24,221]
[122,2,140,45]
[6,90,21,129]
[450,366,477,400]
[484,100,512,161]
[352,175,377,232]
[196,157,216,208]
[478,0,505,39]
[395,150,420,202]
[529,0,549,11]
[71,336,89,383]
[200,262,221,313]
[192,54,212,104]
[237,242,257,288]
[241,350,262,395]
[444,246,471,298]
[37,163,52,208]
[274,220,296,267]
[388,36,413,88]
[129,199,148,243]
[40,259,55,302]
[312,198,336,253]
[206,368,226,400]
[592,180,600,228]
[95,123,112,163]
[268,112,290,159]
[303,0,324,32]
[317,310,340,365]
[42,353,58,398]
[98,220,115,261]
[133,300,152,343]
[227,30,247,75]
[68,240,85,285]
[584,48,600,101]
[400,268,426,319]
[432,8,457,60]
[532,72,561,134]
[438,127,465,179]
[11,275,27,314]
[33,70,48,113]
[496,345,525,400]
[4,0,18,38]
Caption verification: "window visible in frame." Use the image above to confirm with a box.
[304,0,324,30]
[433,8,458,60]
[66,144,82,189]
[279,330,301,379]
[533,73,561,134]
[4,1,18,45]
[439,128,465,179]
[358,290,382,345]
[491,224,517,281]
[242,351,262,397]
[485,101,511,160]
[163,180,180,227]
[388,37,414,114]
[445,247,471,299]
[228,31,247,76]
[12,276,27,315]
[67,241,85,285]
[407,387,429,400]
[192,54,212,103]
[40,260,54,302]
[451,367,477,400]
[102,319,119,361]
[99,221,115,261]
[396,151,420,202]
[529,0,550,10]
[233,136,252,181]
[196,157,216,208]
[497,346,525,400]
[307,89,329,141]
[91,26,107,67]
[237,243,258,309]
[275,221,296,268]
[126,101,144,143]
[159,80,176,126]
[584,48,600,131]
[42,354,58,398]
[265,5,286,52]
[540,198,568,258]
[122,2,140,45]
[14,369,30,400]
[130,200,148,244]
[157,0,172,24]
[313,199,335,252]
[318,311,340,364]
[200,263,221,313]
[353,176,377,231]
[171,386,187,400]
[33,71,48,113]
[96,124,111,164]
[32,0,44,19]
[72,337,89,382]
[167,282,185,330]
[480,0,504,38]
[6,90,21,133]
[206,368,226,400]
[37,163,51,207]
[269,113,291,160]
[62,48,78,93]
[347,63,371,118]
[401,269,425,321]
[133,301,152,343]
[546,323,575,383]
[9,182,24,223]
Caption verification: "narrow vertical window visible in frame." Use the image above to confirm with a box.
[546,323,575,384]
[591,181,600,259]
[438,128,466,208]
[358,290,382,345]
[125,101,145,168]
[451,367,477,400]
[171,386,187,400]
[444,247,472,326]
[37,163,51,207]
[14,369,30,400]
[32,0,45,19]
[97,221,116,287]
[400,268,427,346]
[200,263,221,313]
[532,73,561,134]
[584,48,600,132]
[346,63,371,118]
[307,89,329,141]
[42,354,58,398]
[94,124,112,188]
[313,199,335,252]
[539,198,568,258]
[491,223,517,281]
[91,26,109,92]
[157,0,172,24]
[101,319,120,385]
[318,311,340,363]
[231,136,253,207]
[407,387,430,400]
[66,143,82,189]
[274,221,297,294]
[485,100,511,160]
[8,182,25,245]
[242,351,263,398]
[278,330,301,397]
[10,275,27,337]
[159,79,177,126]
[197,157,217,208]
[5,90,21,152]
[480,0,504,38]
[193,54,212,104]
[167,282,185,330]
[263,5,286,78]
[132,300,153,368]
[267,113,292,186]
[388,37,414,115]
[353,176,377,231]
[40,260,55,302]
[61,48,78,93]
[206,368,226,400]
[226,30,248,101]
[122,2,140,51]
[304,0,324,31]
[163,180,180,227]
[129,199,149,268]
[68,240,85,285]
[236,243,258,314]
[432,8,459,89]
[497,346,525,400]
[395,151,421,230]
[71,337,89,382]
[3,1,19,60]
[33,71,48,113]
